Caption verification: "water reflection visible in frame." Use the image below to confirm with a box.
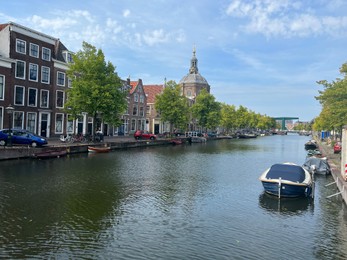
[258,192,314,215]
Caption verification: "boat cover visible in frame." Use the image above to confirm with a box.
[303,157,331,174]
[266,164,306,183]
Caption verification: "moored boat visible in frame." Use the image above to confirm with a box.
[305,140,318,150]
[259,162,313,198]
[303,157,331,175]
[88,146,111,153]
[32,149,67,159]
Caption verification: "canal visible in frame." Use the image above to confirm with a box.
[0,134,346,259]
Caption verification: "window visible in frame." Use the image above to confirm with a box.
[30,43,39,58]
[67,78,72,88]
[57,72,65,86]
[67,52,73,63]
[16,39,26,54]
[140,95,144,103]
[139,106,144,116]
[40,89,49,108]
[131,119,136,131]
[146,105,150,115]
[27,112,37,133]
[134,93,139,102]
[55,114,64,133]
[41,66,50,84]
[0,75,4,100]
[67,116,74,133]
[56,90,64,108]
[133,105,138,116]
[15,60,26,79]
[13,111,24,129]
[42,47,51,61]
[29,63,38,81]
[28,88,37,107]
[14,85,25,106]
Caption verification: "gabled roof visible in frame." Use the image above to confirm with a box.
[143,85,163,103]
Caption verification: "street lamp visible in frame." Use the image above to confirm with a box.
[5,104,14,147]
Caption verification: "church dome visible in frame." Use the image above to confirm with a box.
[179,72,209,85]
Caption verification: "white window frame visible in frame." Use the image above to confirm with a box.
[55,113,64,134]
[41,66,50,84]
[40,89,49,108]
[15,60,26,79]
[42,47,51,61]
[29,63,38,82]
[29,43,39,58]
[140,95,144,103]
[57,72,66,86]
[13,111,24,129]
[134,93,139,102]
[0,75,4,100]
[28,87,38,107]
[16,39,26,54]
[26,112,37,133]
[14,85,25,106]
[56,90,65,108]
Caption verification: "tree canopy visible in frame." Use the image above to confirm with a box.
[65,41,127,128]
[154,80,190,131]
[314,62,347,131]
[191,89,221,130]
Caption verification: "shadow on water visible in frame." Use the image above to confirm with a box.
[258,192,314,216]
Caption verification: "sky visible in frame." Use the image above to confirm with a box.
[1,0,347,122]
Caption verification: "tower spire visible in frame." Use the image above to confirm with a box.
[189,45,198,74]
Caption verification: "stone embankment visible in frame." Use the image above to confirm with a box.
[317,139,347,204]
[0,136,193,161]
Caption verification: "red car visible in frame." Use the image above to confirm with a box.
[134,130,156,140]
[333,142,342,154]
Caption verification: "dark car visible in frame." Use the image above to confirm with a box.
[0,129,48,147]
[134,130,156,140]
[333,142,342,154]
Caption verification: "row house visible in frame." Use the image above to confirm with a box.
[0,22,141,138]
[0,22,73,138]
[129,79,147,134]
[143,84,167,134]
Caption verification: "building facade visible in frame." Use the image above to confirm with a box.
[143,84,164,134]
[129,79,147,134]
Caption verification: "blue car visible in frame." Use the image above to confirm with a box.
[0,128,48,147]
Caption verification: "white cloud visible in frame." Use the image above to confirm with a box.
[123,9,130,18]
[225,0,347,38]
[106,18,123,34]
[142,29,169,46]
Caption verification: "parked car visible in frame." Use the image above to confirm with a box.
[333,142,342,154]
[0,129,48,147]
[134,130,156,140]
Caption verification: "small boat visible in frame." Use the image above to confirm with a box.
[238,133,257,138]
[304,140,318,150]
[307,149,322,157]
[33,149,67,159]
[170,139,183,145]
[88,146,111,153]
[303,157,331,175]
[259,162,313,198]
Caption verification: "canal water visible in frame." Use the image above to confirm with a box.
[0,134,346,259]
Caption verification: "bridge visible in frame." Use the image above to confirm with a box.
[272,117,299,130]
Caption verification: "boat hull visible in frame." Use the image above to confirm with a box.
[261,181,312,198]
[88,146,110,153]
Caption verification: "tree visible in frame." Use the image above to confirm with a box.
[65,42,127,133]
[155,80,189,132]
[220,103,237,133]
[191,89,221,130]
[315,62,347,132]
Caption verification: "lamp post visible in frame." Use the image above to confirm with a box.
[5,104,14,147]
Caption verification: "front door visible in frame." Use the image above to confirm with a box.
[39,113,50,137]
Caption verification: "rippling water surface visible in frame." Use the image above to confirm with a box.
[0,134,347,259]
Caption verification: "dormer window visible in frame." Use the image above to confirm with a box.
[63,51,73,63]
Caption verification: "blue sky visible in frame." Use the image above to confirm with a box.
[2,0,347,121]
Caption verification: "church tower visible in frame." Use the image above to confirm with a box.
[179,47,210,100]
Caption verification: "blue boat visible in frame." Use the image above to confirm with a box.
[259,162,313,198]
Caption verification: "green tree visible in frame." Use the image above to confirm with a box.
[220,103,237,133]
[65,42,127,132]
[191,89,221,130]
[155,80,189,132]
[315,63,347,132]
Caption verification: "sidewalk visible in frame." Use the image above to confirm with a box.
[47,135,135,146]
